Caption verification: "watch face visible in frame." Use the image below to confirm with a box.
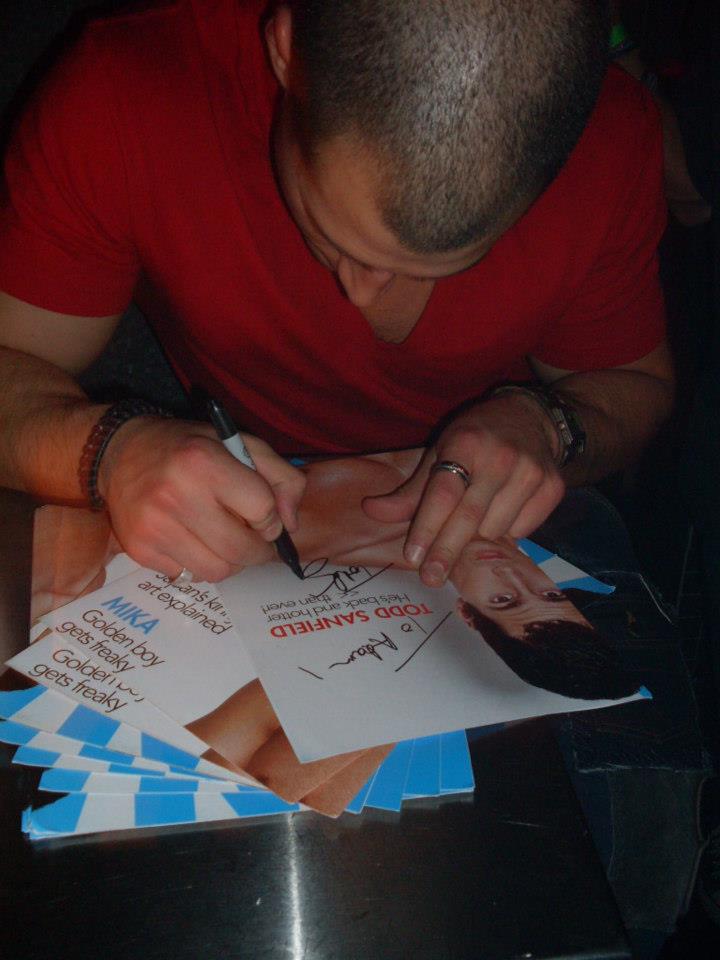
[537,388,585,465]
[557,405,586,463]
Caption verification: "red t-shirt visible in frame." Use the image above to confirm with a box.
[0,0,666,456]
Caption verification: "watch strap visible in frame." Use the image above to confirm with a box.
[486,384,586,468]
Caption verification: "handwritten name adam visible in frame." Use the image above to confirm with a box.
[329,632,399,668]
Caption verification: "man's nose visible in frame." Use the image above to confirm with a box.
[493,565,532,593]
[493,564,553,600]
[336,256,394,307]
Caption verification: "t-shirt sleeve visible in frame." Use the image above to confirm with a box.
[532,90,667,371]
[0,30,140,316]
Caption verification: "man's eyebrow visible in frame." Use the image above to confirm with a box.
[304,208,355,262]
[309,209,473,280]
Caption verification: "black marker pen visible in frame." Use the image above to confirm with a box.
[207,397,304,580]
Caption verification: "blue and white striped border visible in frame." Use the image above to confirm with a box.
[23,791,300,839]
[0,719,226,780]
[0,687,249,784]
[24,733,475,837]
[38,769,266,796]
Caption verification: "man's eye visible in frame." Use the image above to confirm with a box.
[490,593,515,606]
[542,590,567,600]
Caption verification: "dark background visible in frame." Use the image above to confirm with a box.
[0,0,717,711]
[0,6,718,953]
[0,0,717,735]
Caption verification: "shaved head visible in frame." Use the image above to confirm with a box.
[290,0,610,252]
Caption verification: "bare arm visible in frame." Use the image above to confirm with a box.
[529,339,675,483]
[0,291,306,581]
[0,291,120,501]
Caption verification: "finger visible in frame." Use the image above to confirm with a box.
[145,433,285,541]
[417,478,506,587]
[162,534,239,584]
[361,454,432,523]
[243,436,307,531]
[181,501,275,568]
[508,475,565,539]
[402,465,471,569]
[118,546,186,582]
[361,484,419,523]
[121,524,240,584]
[213,458,285,542]
[400,432,487,566]
[245,504,284,542]
[273,484,305,534]
[475,457,547,541]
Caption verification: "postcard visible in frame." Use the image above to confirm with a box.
[10,448,641,824]
[10,567,396,815]
[220,542,646,762]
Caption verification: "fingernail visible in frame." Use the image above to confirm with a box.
[423,561,446,586]
[261,515,282,540]
[405,543,425,566]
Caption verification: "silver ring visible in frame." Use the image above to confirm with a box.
[171,567,194,585]
[431,460,472,488]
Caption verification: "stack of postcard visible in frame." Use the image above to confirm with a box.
[2,554,478,839]
[0,687,475,839]
[1,503,648,840]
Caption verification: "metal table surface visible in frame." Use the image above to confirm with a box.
[0,489,631,960]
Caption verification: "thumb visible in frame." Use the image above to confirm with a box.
[362,468,427,523]
[243,435,307,532]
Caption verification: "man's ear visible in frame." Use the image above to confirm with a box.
[265,4,293,89]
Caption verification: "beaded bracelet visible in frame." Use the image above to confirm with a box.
[78,399,172,510]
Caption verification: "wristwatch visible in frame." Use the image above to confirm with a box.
[486,383,587,468]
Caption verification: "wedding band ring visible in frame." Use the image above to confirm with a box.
[432,460,472,488]
[172,567,194,585]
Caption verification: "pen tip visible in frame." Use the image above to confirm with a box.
[275,529,304,579]
[287,550,304,580]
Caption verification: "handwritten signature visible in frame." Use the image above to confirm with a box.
[298,611,453,680]
[301,558,393,599]
[328,632,399,668]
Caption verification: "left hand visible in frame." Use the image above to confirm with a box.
[362,395,566,587]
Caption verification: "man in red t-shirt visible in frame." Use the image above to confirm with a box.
[0,0,674,586]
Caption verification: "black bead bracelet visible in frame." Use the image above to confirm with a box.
[78,399,172,510]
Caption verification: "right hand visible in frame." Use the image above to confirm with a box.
[98,416,306,582]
